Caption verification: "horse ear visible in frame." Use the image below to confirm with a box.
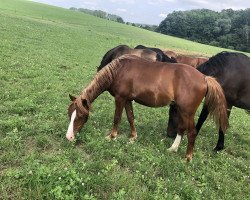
[69,94,76,101]
[82,99,89,109]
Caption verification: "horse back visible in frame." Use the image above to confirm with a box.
[110,56,206,108]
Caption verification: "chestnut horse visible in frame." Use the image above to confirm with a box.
[163,50,178,59]
[134,45,177,63]
[167,52,250,151]
[97,45,160,71]
[66,55,228,161]
[174,55,209,68]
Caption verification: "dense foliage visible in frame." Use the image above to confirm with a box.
[69,7,124,23]
[157,9,250,52]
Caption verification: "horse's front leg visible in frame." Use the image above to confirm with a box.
[168,112,197,162]
[107,96,125,140]
[125,101,137,142]
[166,103,179,138]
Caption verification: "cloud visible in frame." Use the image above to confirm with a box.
[116,8,127,12]
[82,1,98,6]
[32,0,250,25]
[179,0,248,11]
[148,0,176,5]
[159,13,168,18]
[79,1,99,9]
[109,0,135,4]
[185,0,209,4]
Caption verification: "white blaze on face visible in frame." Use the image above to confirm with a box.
[66,110,76,141]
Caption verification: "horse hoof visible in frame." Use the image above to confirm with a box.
[167,147,178,153]
[105,135,112,141]
[105,134,117,141]
[129,136,137,143]
[129,139,135,144]
[185,156,192,162]
[213,146,224,152]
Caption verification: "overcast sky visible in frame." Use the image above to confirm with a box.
[32,0,250,25]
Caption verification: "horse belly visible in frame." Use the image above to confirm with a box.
[133,90,172,107]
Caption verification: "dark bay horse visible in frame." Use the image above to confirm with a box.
[97,45,160,71]
[66,55,228,161]
[134,45,176,63]
[167,52,250,151]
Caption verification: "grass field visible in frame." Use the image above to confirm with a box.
[0,0,249,199]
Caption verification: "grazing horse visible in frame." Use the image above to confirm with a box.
[97,45,160,71]
[163,50,178,59]
[66,55,228,161]
[167,52,250,151]
[174,55,209,68]
[134,45,176,63]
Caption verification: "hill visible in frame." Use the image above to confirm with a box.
[0,0,249,199]
[69,7,125,23]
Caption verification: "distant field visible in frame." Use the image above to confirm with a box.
[0,0,249,199]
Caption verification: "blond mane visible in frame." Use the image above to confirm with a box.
[80,56,126,103]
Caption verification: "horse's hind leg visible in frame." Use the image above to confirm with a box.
[196,105,209,134]
[214,105,232,151]
[186,117,197,162]
[125,101,137,142]
[214,129,225,151]
[107,96,125,140]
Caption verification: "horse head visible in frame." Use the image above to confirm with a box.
[66,94,90,141]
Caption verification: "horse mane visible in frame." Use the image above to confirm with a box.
[197,51,248,76]
[134,45,146,49]
[97,45,129,72]
[82,56,125,102]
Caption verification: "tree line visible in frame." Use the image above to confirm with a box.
[156,9,250,52]
[69,7,124,23]
[69,7,157,31]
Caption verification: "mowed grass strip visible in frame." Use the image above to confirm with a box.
[0,0,249,199]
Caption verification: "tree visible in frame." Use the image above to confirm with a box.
[156,8,250,52]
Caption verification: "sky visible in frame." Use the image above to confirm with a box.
[32,0,250,25]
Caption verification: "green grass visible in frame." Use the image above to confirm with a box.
[0,0,249,199]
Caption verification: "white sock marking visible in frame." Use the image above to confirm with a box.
[66,110,76,141]
[168,134,182,152]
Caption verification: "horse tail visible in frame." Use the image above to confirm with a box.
[204,76,228,133]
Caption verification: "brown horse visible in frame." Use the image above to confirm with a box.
[174,55,209,68]
[97,45,160,71]
[66,55,228,161]
[163,50,178,59]
[134,45,177,63]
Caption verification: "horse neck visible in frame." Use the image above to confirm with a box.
[81,66,116,103]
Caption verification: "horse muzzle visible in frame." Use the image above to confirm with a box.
[66,132,75,141]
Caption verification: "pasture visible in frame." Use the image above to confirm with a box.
[0,0,249,199]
